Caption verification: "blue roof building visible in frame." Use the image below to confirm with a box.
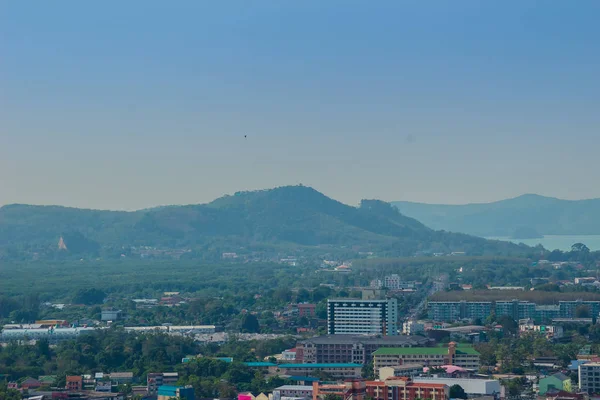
[157,385,195,400]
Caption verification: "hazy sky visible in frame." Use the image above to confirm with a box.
[2,1,600,210]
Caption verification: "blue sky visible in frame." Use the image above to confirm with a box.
[2,1,599,210]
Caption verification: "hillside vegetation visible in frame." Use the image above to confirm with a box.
[0,185,528,260]
[393,194,600,237]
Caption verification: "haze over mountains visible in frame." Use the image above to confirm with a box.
[0,186,526,260]
[392,194,600,238]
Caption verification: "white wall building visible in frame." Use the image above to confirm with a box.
[124,325,215,334]
[379,364,423,380]
[413,378,501,397]
[327,298,398,336]
[0,327,97,343]
[402,320,425,335]
[273,385,313,399]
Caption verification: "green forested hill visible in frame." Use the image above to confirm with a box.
[0,186,527,260]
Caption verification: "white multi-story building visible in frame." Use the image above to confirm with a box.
[327,298,398,335]
[402,320,425,335]
[384,275,402,290]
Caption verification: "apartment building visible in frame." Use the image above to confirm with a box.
[373,342,480,371]
[560,301,600,318]
[297,334,431,364]
[579,363,600,394]
[327,298,398,335]
[427,301,492,322]
[312,380,366,400]
[431,299,600,323]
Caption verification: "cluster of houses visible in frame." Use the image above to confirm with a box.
[7,372,190,400]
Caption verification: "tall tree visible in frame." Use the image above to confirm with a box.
[241,314,260,333]
[449,384,468,399]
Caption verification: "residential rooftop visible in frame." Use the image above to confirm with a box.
[244,362,277,367]
[300,334,431,345]
[274,385,314,391]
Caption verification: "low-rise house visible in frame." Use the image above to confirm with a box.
[273,385,313,399]
[539,373,572,395]
[519,319,564,340]
[109,372,134,384]
[575,277,597,285]
[157,385,194,400]
[534,357,560,369]
[96,381,113,392]
[147,372,179,395]
[101,310,123,321]
[20,377,43,390]
[378,364,424,380]
[281,348,297,361]
[38,375,57,386]
[542,389,585,400]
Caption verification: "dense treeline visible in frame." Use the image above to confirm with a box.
[0,329,295,394]
[0,330,195,380]
[475,332,600,374]
[0,260,322,300]
[0,259,363,332]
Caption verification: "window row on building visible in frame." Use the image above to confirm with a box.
[428,300,600,322]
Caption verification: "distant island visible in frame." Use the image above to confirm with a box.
[392,194,600,237]
[510,226,543,240]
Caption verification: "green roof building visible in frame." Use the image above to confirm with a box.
[539,373,572,395]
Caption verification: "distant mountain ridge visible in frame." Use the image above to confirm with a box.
[0,186,527,260]
[392,194,600,237]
